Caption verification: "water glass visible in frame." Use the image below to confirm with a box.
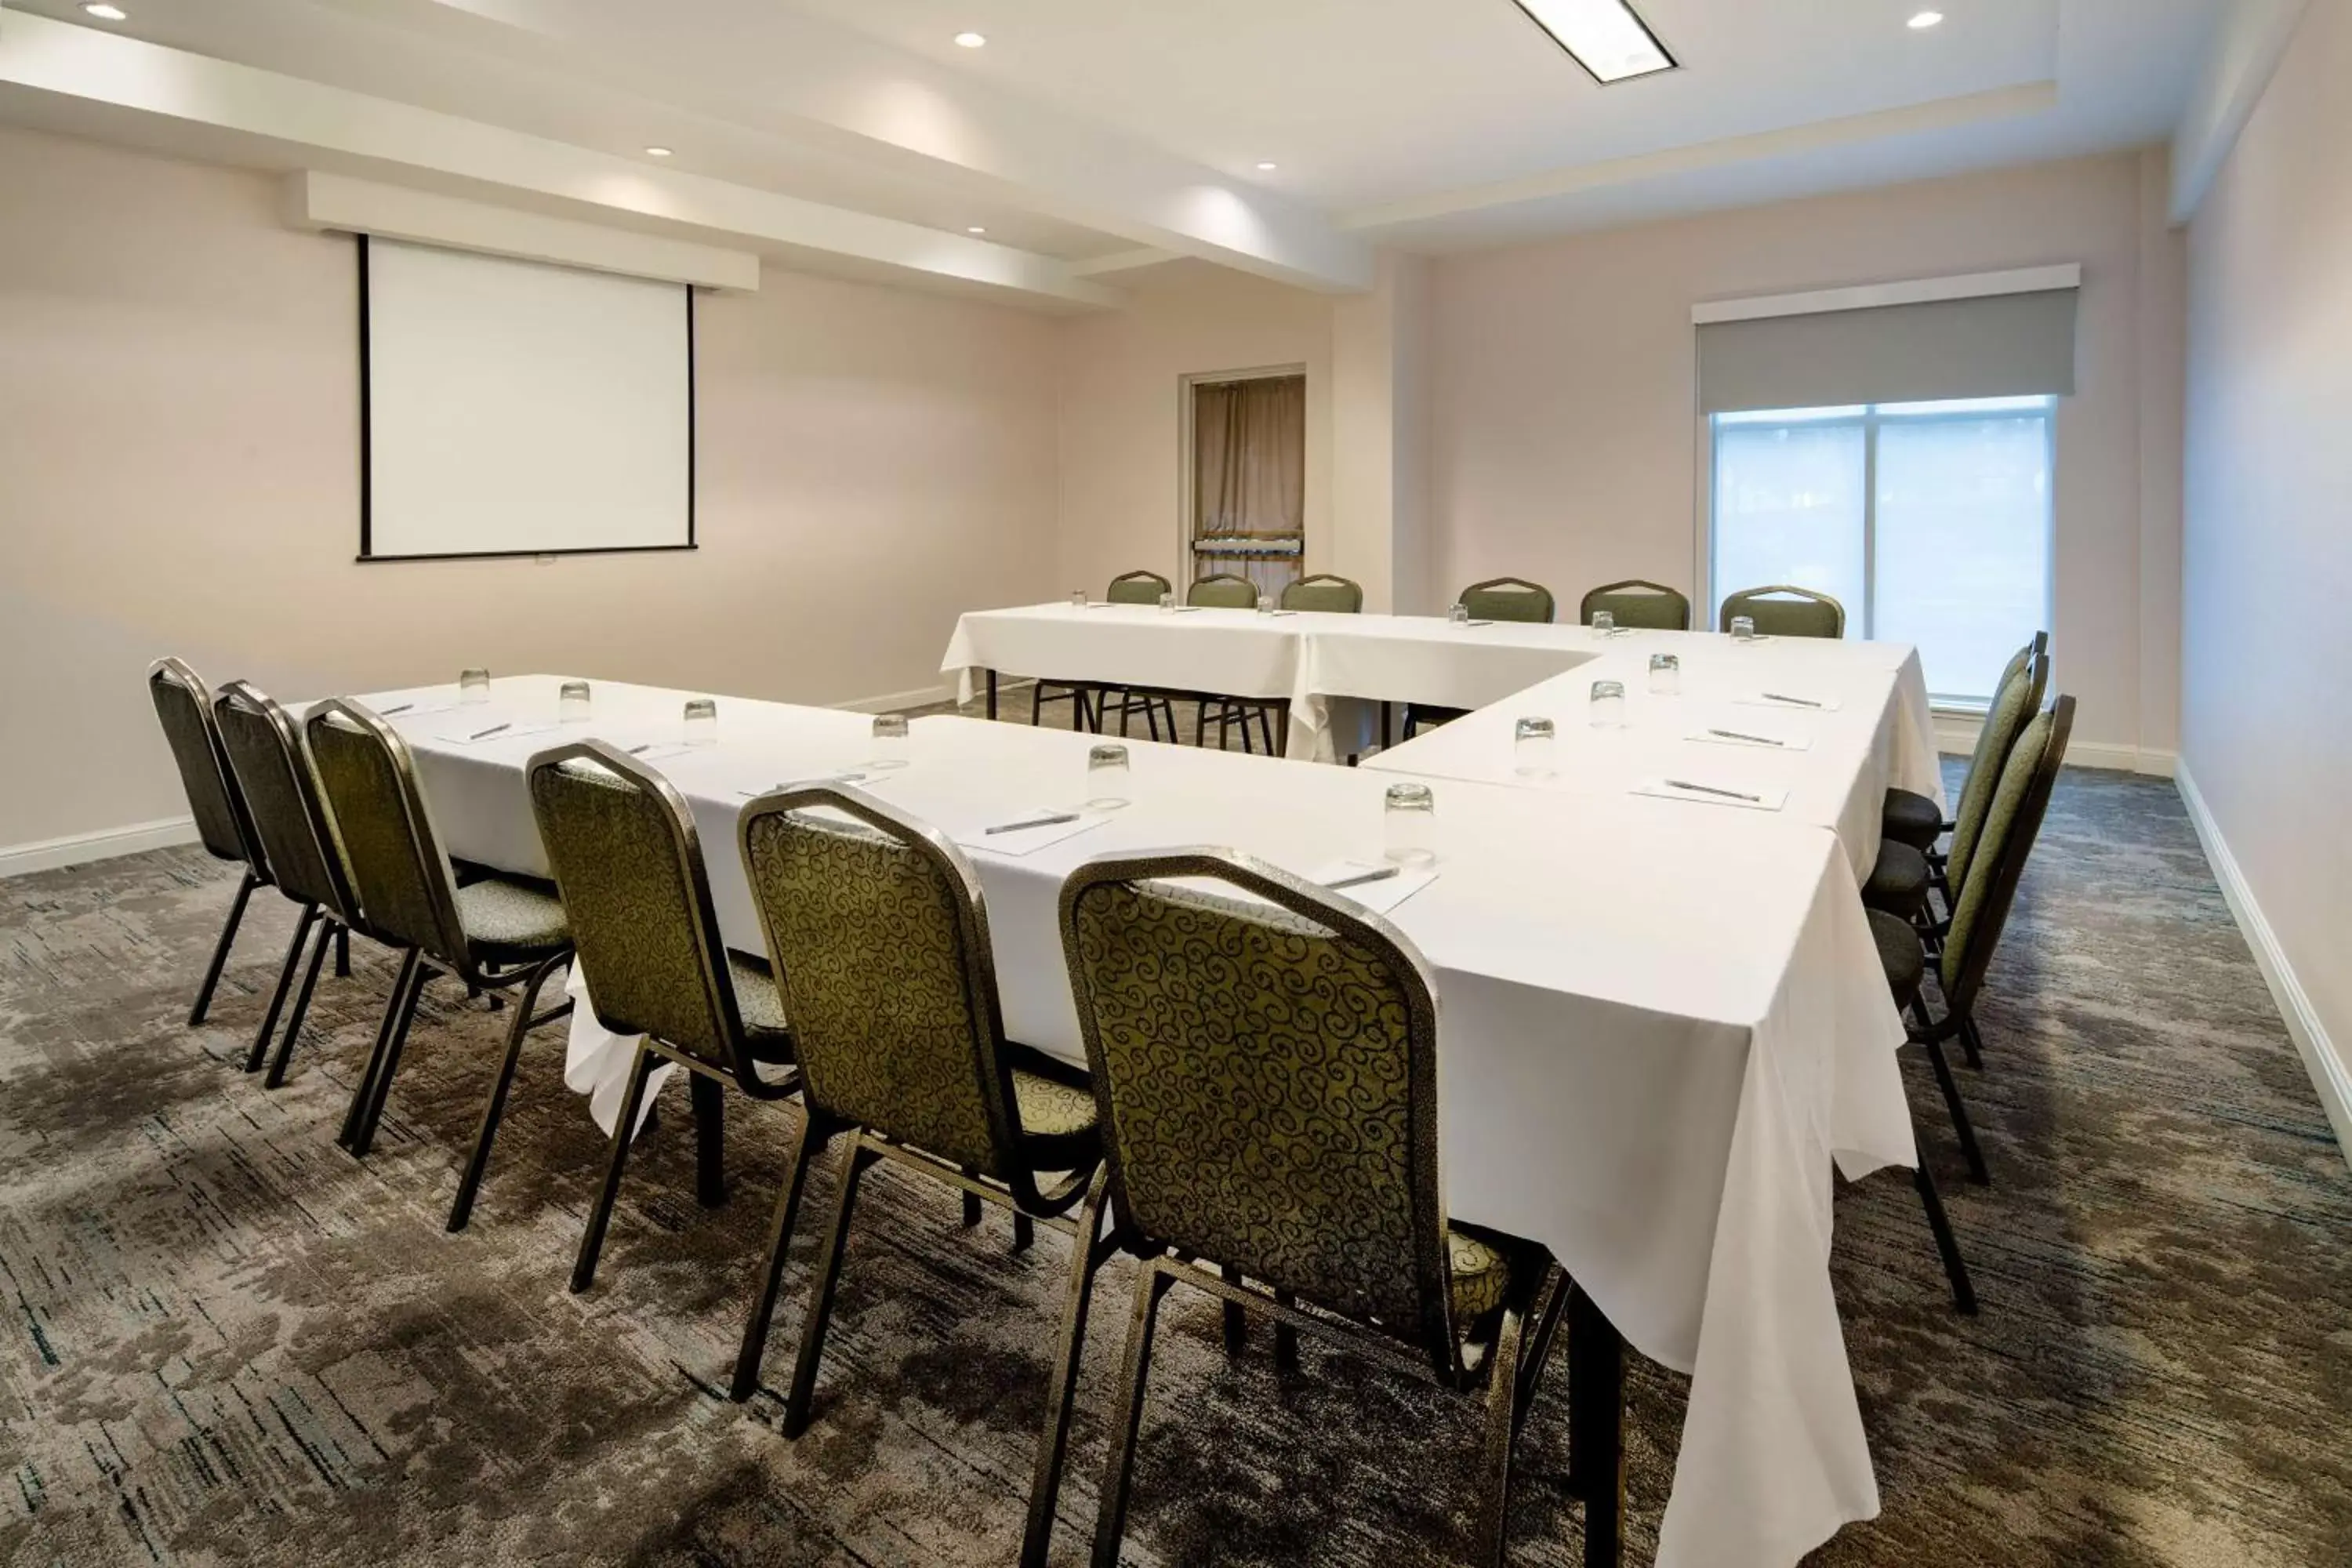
[459,668,492,705]
[1513,716,1557,778]
[1592,610,1617,636]
[1257,592,1274,615]
[683,698,718,746]
[1730,615,1758,642]
[1589,680,1627,728]
[1383,782,1438,866]
[1448,602,1470,625]
[1069,588,1088,608]
[558,681,591,723]
[1649,653,1682,696]
[1087,743,1132,808]
[869,713,910,769]
[1158,591,1175,613]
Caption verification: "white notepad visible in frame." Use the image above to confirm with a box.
[1632,779,1790,812]
[953,808,1112,857]
[1686,728,1815,753]
[1733,693,1844,713]
[1306,858,1439,916]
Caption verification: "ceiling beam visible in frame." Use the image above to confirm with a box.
[0,9,1123,310]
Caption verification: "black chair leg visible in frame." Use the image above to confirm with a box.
[691,1073,727,1209]
[1914,1162,1979,1314]
[245,905,318,1073]
[1220,1265,1247,1355]
[263,918,335,1089]
[351,964,428,1157]
[1472,1290,1534,1568]
[731,1110,832,1401]
[339,952,421,1150]
[189,869,260,1026]
[1273,1291,1299,1372]
[334,924,351,978]
[572,1042,659,1294]
[1922,1035,1990,1185]
[1013,1213,1035,1253]
[1019,1174,1113,1568]
[1090,1263,1177,1568]
[1567,1287,1625,1568]
[447,952,567,1232]
[1959,1011,1986,1069]
[783,1136,879,1438]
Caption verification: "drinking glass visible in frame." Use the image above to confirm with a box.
[868,713,910,770]
[1158,591,1175,613]
[1648,653,1682,696]
[1730,615,1758,642]
[1592,610,1617,635]
[459,668,492,705]
[1383,782,1437,866]
[1513,717,1557,778]
[1448,602,1470,625]
[1589,680,1627,728]
[683,698,718,746]
[1257,592,1274,615]
[1069,588,1088,608]
[558,681,591,723]
[1087,743,1131,808]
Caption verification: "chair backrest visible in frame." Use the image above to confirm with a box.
[1940,695,2073,1013]
[1719,585,1846,639]
[1580,579,1691,631]
[212,682,354,921]
[1945,632,2050,895]
[1105,569,1172,606]
[1457,577,1555,624]
[1187,572,1258,609]
[1280,573,1363,614]
[528,740,753,1085]
[147,658,260,871]
[302,699,469,967]
[1060,849,1465,1374]
[739,787,1029,1183]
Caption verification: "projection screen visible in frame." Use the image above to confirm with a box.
[360,237,695,559]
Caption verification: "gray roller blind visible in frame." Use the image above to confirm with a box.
[1697,288,2078,415]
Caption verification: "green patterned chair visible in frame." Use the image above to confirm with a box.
[1189,574,1287,753]
[149,658,270,1028]
[733,786,1111,1568]
[1186,572,1260,609]
[1080,569,1182,741]
[1059,849,1617,1568]
[213,681,378,1086]
[1579,579,1691,630]
[519,742,800,1286]
[1280,572,1364,613]
[302,699,575,1162]
[1105,568,1171,606]
[1872,694,2076,1202]
[1457,576,1555,623]
[1718,584,1846,638]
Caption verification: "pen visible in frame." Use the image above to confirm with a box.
[985,811,1081,836]
[1708,728,1786,746]
[379,702,413,717]
[468,722,510,741]
[1323,866,1403,893]
[1664,779,1762,802]
[1760,691,1823,708]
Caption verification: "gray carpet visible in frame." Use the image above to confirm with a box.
[2,748,2347,1566]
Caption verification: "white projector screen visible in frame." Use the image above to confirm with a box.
[361,238,694,559]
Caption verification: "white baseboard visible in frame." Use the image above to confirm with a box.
[830,679,1033,715]
[0,815,200,879]
[2176,760,2352,1171]
[1933,711,2176,777]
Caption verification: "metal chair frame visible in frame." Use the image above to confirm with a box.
[150,658,271,1027]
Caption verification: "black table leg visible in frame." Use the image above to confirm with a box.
[1380,702,1393,751]
[986,669,998,721]
[1569,1287,1624,1567]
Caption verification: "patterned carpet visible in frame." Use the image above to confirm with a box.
[2,746,2347,1566]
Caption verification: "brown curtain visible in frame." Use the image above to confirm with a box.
[1192,374,1305,598]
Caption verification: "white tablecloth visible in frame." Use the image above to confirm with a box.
[344,674,1920,1568]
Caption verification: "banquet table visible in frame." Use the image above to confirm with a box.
[339,670,1926,1568]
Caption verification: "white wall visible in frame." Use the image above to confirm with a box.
[2180,0,2352,1152]
[0,123,1061,857]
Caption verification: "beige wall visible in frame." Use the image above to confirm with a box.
[0,124,1060,851]
[2180,0,2352,1134]
[1426,151,2186,761]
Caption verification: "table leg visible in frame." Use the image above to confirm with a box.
[1380,702,1392,752]
[1276,703,1290,757]
[986,669,999,721]
[1569,1287,1624,1567]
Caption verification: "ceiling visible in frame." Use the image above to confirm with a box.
[0,0,2233,303]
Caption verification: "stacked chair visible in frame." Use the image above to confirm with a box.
[1717,585,1846,638]
[147,659,270,1028]
[1578,579,1690,630]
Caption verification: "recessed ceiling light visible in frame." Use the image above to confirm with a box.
[1510,0,1678,85]
[967,226,988,235]
[1255,161,1279,172]
[82,2,129,19]
[953,31,987,48]
[1908,10,1945,27]
[643,146,673,158]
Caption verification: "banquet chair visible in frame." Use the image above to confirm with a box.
[1191,573,1283,753]
[1860,635,2047,937]
[731,786,1111,1568]
[1280,572,1364,613]
[1060,849,1617,1568]
[521,742,800,1283]
[302,699,575,1163]
[212,682,379,1086]
[1718,585,1846,639]
[149,658,270,1027]
[1071,568,1182,740]
[1458,576,1556,623]
[1872,695,2076,1194]
[1579,579,1691,631]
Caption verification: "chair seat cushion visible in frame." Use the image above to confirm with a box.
[1448,1228,1510,1324]
[1882,787,1945,852]
[725,951,795,1064]
[1868,909,1926,1006]
[456,874,569,956]
[1862,840,1931,916]
[1012,1065,1101,1171]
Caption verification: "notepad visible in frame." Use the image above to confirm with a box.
[1686,728,1815,753]
[433,721,559,746]
[1733,693,1845,713]
[1631,779,1789,812]
[1306,858,1438,916]
[950,808,1111,857]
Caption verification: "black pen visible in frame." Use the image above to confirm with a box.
[1665,779,1761,802]
[1708,728,1786,746]
[985,811,1081,836]
[1323,866,1402,893]
[1760,691,1824,708]
[468,722,510,741]
[379,702,413,717]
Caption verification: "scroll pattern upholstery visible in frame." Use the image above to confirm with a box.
[742,811,1007,1177]
[150,668,250,866]
[1188,574,1258,609]
[215,698,341,913]
[1065,880,1442,1334]
[1944,648,2038,894]
[1942,709,2055,996]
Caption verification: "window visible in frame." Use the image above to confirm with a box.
[1710,395,2053,703]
